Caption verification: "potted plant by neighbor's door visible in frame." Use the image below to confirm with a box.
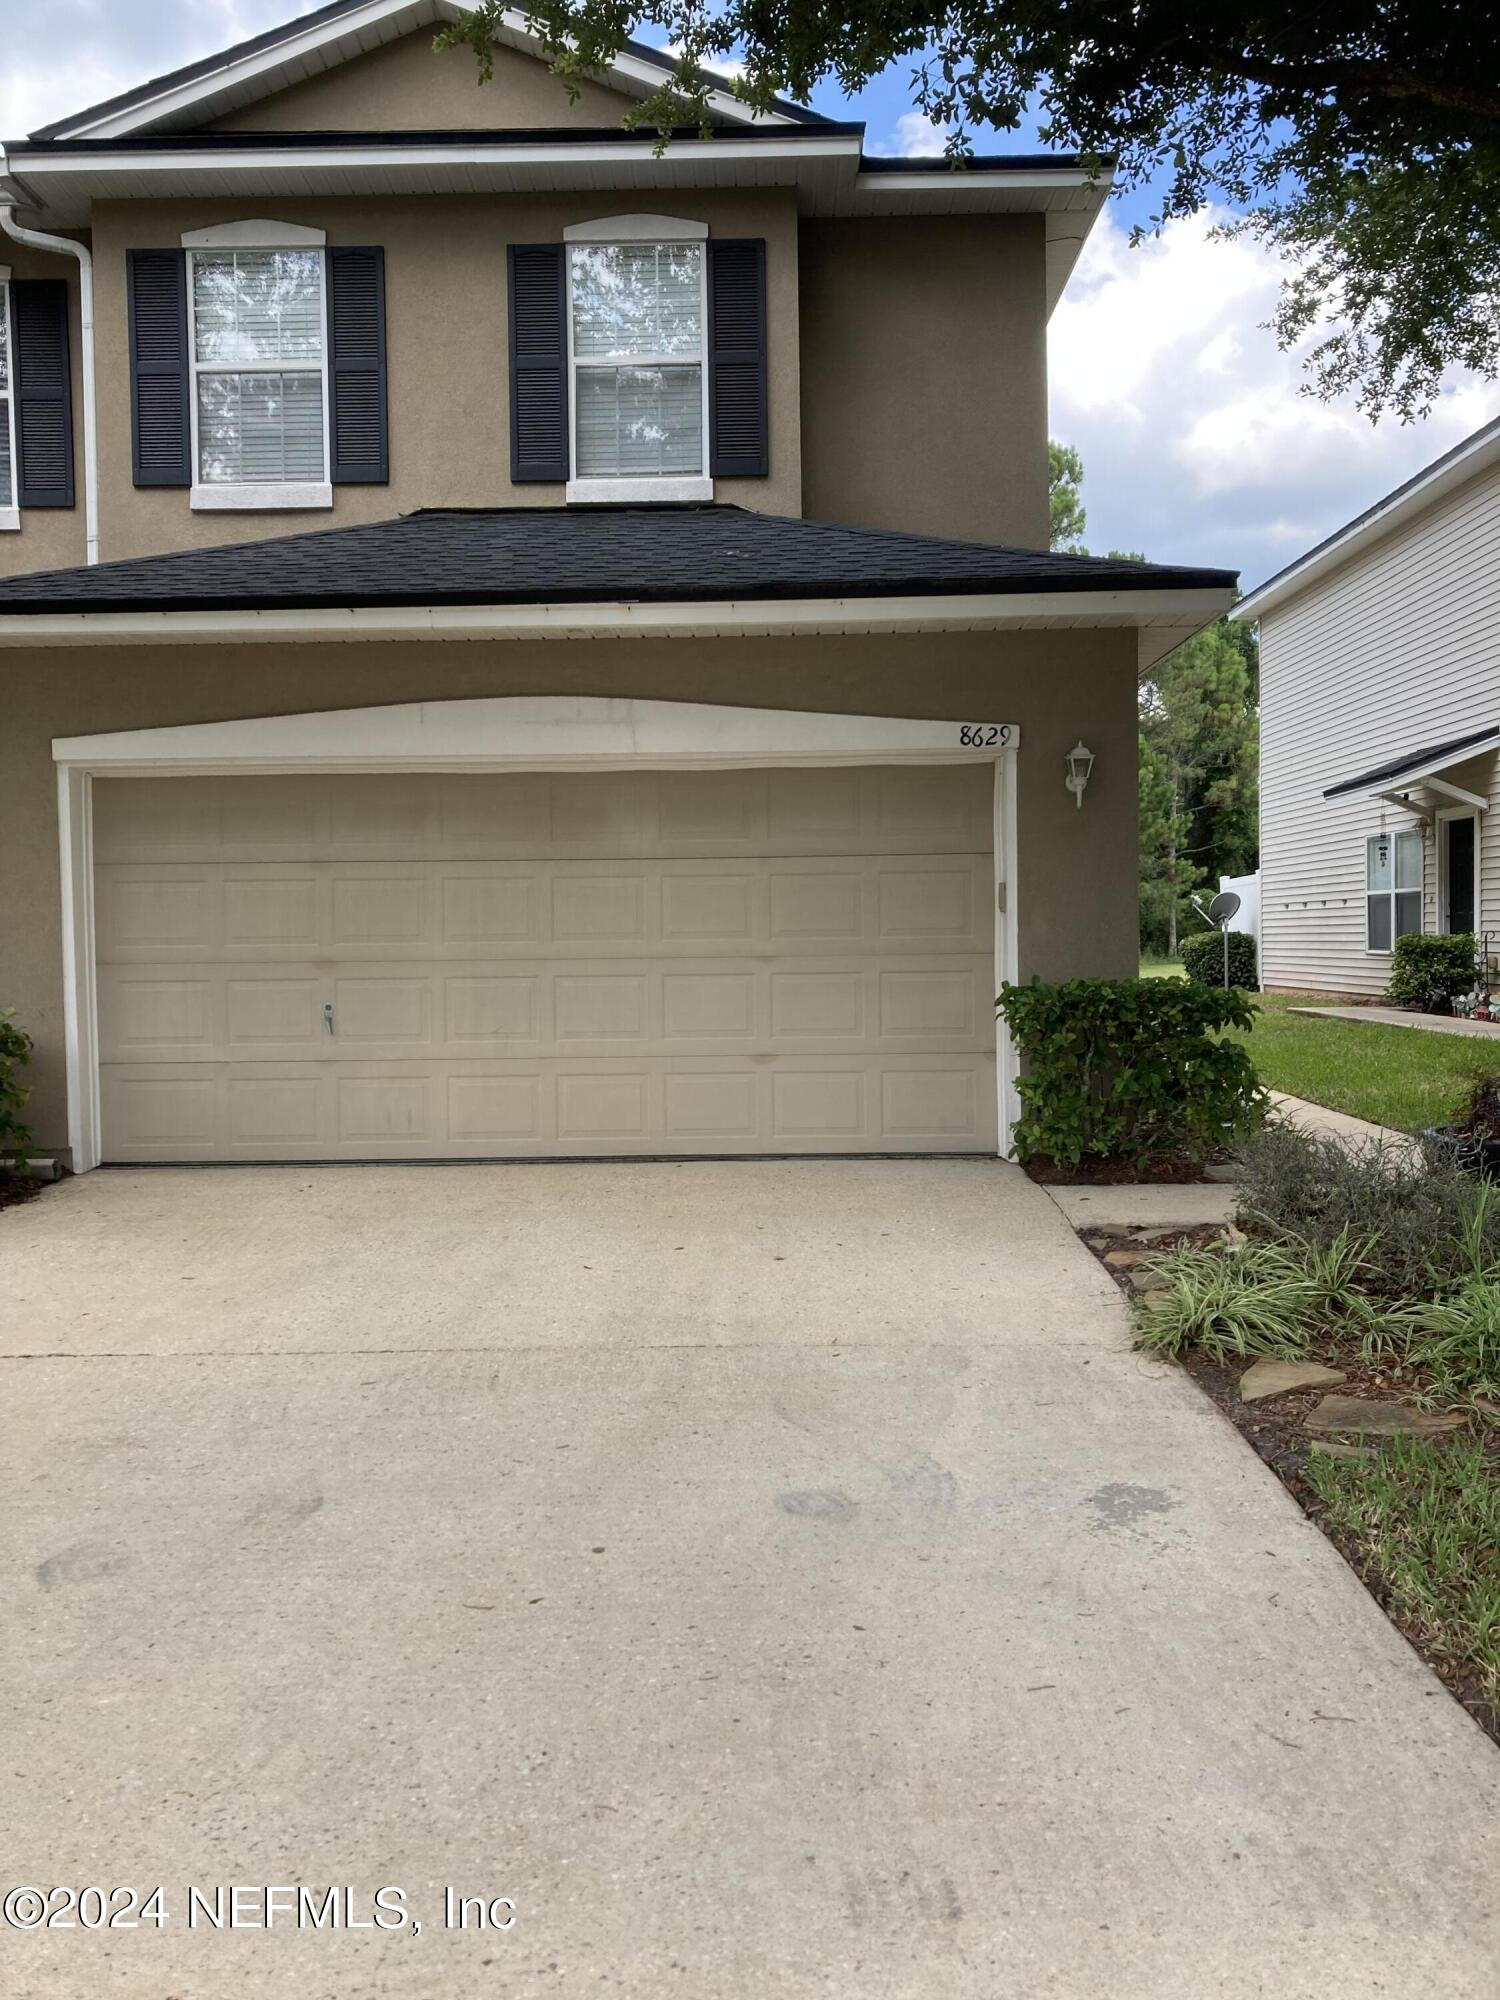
[1424,1071,1500,1178]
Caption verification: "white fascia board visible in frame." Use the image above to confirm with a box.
[45,0,791,140]
[853,167,1112,196]
[13,134,857,179]
[1235,422,1500,623]
[0,586,1235,648]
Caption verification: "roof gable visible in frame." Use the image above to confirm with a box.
[206,29,639,135]
[31,0,819,142]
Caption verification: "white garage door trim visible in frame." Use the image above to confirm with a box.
[55,697,1020,1171]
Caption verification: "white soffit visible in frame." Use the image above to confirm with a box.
[0,142,1109,305]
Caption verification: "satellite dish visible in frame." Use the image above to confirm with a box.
[1208,890,1242,924]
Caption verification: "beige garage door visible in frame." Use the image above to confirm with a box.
[93,765,998,1161]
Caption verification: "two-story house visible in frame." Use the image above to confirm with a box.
[1238,416,1500,996]
[0,0,1234,1170]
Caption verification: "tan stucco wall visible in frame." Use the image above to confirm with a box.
[0,243,88,575]
[798,216,1049,549]
[212,31,643,133]
[0,628,1139,1150]
[80,189,801,561]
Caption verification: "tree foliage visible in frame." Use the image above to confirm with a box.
[439,0,1500,417]
[1048,440,1086,552]
[1043,442,1258,951]
[1139,614,1260,955]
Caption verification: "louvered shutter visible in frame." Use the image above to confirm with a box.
[328,247,388,484]
[13,280,74,508]
[507,243,568,483]
[707,239,768,478]
[127,250,191,487]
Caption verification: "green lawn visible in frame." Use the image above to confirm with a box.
[1235,994,1487,1132]
[1139,958,1488,1131]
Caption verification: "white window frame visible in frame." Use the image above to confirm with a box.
[1365,827,1424,954]
[563,217,712,505]
[183,223,332,512]
[0,269,19,531]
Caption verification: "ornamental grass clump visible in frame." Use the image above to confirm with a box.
[1134,1229,1374,1364]
[996,976,1264,1169]
[1147,1125,1500,1399]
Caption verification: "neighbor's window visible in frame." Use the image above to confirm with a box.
[0,281,15,510]
[1366,829,1423,951]
[569,241,705,482]
[189,249,326,486]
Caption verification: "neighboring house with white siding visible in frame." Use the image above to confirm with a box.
[1236,417,1500,996]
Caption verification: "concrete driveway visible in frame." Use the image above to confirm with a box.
[2,1160,1496,1998]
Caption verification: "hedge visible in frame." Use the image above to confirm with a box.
[1386,932,1476,1013]
[997,977,1264,1166]
[1180,928,1258,990]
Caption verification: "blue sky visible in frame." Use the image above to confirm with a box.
[5,0,1497,584]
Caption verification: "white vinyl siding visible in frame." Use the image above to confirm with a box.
[188,249,328,486]
[568,242,706,483]
[1258,455,1500,994]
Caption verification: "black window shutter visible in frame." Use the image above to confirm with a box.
[328,246,388,484]
[127,250,190,488]
[507,243,568,483]
[708,239,768,478]
[13,280,74,508]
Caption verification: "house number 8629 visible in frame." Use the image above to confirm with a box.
[958,725,1009,747]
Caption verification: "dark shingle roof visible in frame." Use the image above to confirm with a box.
[0,506,1236,616]
[1323,726,1500,799]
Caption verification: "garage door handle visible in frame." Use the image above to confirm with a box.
[323,1001,335,1036]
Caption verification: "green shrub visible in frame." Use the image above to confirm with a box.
[1387,931,1476,1012]
[1235,1122,1500,1302]
[0,1010,34,1173]
[996,976,1265,1166]
[1445,1069,1500,1139]
[1180,928,1258,990]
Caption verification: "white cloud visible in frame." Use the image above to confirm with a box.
[866,111,952,158]
[1,2,318,137]
[1050,206,1500,581]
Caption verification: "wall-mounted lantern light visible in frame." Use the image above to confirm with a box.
[1064,741,1095,809]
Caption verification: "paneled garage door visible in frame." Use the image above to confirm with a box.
[93,765,998,1161]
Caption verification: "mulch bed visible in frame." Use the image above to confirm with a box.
[1080,1225,1500,1747]
[0,1172,45,1213]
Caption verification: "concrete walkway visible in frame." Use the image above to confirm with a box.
[1,1161,1495,1998]
[1292,1003,1500,1040]
[1269,1089,1418,1150]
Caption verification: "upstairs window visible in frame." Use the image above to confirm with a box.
[1366,829,1422,951]
[567,231,708,500]
[188,248,328,492]
[0,280,15,517]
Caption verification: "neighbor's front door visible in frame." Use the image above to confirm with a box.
[1443,814,1477,935]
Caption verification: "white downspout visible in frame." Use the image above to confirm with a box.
[0,201,99,564]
